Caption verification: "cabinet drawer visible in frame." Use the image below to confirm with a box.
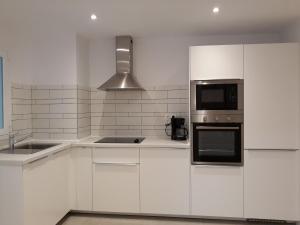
[93,148,139,163]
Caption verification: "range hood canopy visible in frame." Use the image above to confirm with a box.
[98,36,144,91]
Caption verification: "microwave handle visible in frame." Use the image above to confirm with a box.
[195,126,240,130]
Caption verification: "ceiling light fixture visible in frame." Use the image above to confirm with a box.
[212,7,220,14]
[91,14,97,20]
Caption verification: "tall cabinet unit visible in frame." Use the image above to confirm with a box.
[244,43,300,221]
[244,43,300,150]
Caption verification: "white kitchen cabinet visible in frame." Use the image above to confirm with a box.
[92,148,139,213]
[191,165,243,218]
[72,147,92,211]
[244,43,300,150]
[244,150,299,221]
[140,148,190,215]
[190,45,244,80]
[23,150,70,225]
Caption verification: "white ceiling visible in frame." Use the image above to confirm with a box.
[1,0,300,38]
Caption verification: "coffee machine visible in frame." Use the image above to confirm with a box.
[165,116,188,140]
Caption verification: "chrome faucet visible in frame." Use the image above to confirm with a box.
[9,132,31,150]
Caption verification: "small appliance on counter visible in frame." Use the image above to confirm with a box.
[165,116,188,141]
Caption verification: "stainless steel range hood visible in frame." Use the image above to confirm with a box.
[98,36,144,91]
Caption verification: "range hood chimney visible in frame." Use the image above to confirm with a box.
[98,36,144,91]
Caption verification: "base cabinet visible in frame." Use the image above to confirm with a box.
[140,148,190,215]
[72,147,92,211]
[244,150,299,221]
[191,165,244,218]
[23,150,70,225]
[92,148,139,213]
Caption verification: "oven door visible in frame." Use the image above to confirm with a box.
[192,123,243,165]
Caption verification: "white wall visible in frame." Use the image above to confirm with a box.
[0,27,33,85]
[30,28,77,86]
[89,33,282,88]
[76,36,90,87]
[0,26,78,86]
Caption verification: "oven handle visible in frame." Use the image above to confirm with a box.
[195,126,240,130]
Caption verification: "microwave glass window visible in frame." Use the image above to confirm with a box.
[201,89,224,103]
[196,84,238,110]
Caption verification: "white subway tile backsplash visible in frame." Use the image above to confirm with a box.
[12,88,31,100]
[115,91,142,100]
[50,104,77,114]
[142,90,167,99]
[116,104,141,112]
[50,119,77,129]
[142,116,167,126]
[167,89,189,99]
[9,84,188,141]
[50,89,77,99]
[32,105,50,114]
[91,117,116,126]
[116,117,141,126]
[142,104,167,113]
[91,86,188,137]
[13,105,31,114]
[32,119,50,129]
[32,89,50,99]
[168,104,189,113]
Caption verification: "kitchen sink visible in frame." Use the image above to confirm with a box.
[0,143,61,155]
[94,137,145,144]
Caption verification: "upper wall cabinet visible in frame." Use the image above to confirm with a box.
[244,43,300,150]
[190,45,244,80]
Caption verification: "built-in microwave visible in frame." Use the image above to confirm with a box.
[191,79,243,122]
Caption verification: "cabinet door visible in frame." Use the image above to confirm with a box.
[47,151,70,222]
[244,150,299,221]
[190,45,243,80]
[140,148,190,215]
[93,163,139,213]
[244,43,300,149]
[92,148,139,213]
[24,151,69,225]
[191,165,243,218]
[72,147,92,211]
[23,156,51,225]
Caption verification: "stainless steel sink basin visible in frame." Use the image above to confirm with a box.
[0,143,60,155]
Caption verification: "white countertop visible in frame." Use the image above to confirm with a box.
[75,136,190,148]
[0,136,190,166]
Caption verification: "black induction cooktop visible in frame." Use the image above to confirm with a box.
[94,137,145,144]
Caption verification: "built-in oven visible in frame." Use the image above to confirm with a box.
[191,79,243,120]
[192,122,243,166]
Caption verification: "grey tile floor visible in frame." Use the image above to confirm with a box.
[61,214,294,225]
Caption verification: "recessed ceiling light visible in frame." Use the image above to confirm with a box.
[212,7,220,14]
[91,14,97,21]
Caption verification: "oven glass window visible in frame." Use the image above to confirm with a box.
[196,84,237,110]
[197,130,236,157]
[193,124,242,164]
